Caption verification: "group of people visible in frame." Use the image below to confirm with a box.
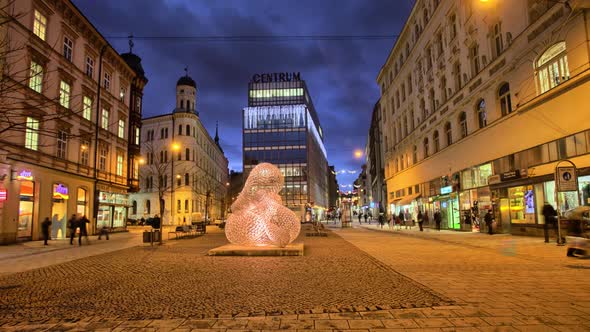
[40,214,110,246]
[354,210,373,224]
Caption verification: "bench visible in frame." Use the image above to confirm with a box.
[168,226,199,240]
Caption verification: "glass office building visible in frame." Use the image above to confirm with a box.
[243,75,329,220]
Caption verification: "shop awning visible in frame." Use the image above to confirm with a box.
[396,193,422,206]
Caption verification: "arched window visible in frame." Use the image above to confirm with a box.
[132,200,137,215]
[423,8,429,24]
[185,173,189,186]
[441,76,448,102]
[403,115,408,137]
[476,99,487,128]
[423,137,430,158]
[180,100,184,109]
[420,98,426,120]
[184,199,189,212]
[445,122,452,146]
[429,89,436,113]
[186,124,190,135]
[146,200,151,214]
[499,83,512,116]
[459,112,468,138]
[433,130,440,153]
[536,42,570,94]
[413,145,418,164]
[185,148,190,160]
[178,124,182,135]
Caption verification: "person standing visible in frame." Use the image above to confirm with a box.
[78,215,90,245]
[434,210,442,231]
[542,202,557,243]
[417,211,424,232]
[68,214,78,245]
[484,210,494,235]
[41,217,52,245]
[358,211,362,224]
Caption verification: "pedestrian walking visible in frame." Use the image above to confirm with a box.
[41,217,51,245]
[78,215,90,245]
[434,210,442,231]
[68,214,78,245]
[364,211,368,224]
[417,210,424,232]
[484,210,494,235]
[98,225,109,240]
[358,211,362,224]
[368,210,373,223]
[423,211,430,228]
[397,211,404,230]
[542,202,557,243]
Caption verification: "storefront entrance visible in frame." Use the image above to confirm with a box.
[51,183,69,239]
[440,196,460,230]
[17,181,35,239]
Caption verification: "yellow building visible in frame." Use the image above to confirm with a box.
[378,0,590,235]
[0,0,147,243]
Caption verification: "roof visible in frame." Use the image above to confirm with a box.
[177,75,196,88]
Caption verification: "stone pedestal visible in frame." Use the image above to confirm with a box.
[208,243,304,256]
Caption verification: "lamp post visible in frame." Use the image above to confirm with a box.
[170,142,181,233]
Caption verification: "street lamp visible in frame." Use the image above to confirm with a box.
[354,149,363,159]
[169,142,181,242]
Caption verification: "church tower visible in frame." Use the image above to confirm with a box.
[175,71,197,114]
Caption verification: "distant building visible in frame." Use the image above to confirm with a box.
[0,0,147,243]
[378,1,590,235]
[242,72,329,220]
[130,75,228,225]
[365,100,387,218]
[227,170,244,208]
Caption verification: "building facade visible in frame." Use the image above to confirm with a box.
[0,0,146,244]
[130,75,229,225]
[327,165,339,210]
[366,100,387,218]
[378,0,590,235]
[242,72,329,220]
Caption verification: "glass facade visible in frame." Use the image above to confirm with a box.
[243,78,328,218]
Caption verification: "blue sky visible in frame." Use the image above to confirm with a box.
[73,0,414,188]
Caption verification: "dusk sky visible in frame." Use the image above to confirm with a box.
[73,0,414,189]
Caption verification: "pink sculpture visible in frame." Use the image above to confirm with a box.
[225,163,301,247]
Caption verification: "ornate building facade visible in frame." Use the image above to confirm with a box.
[0,0,147,243]
[130,75,229,225]
[379,0,590,235]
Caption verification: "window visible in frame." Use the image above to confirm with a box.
[29,61,43,93]
[410,110,415,130]
[401,84,406,101]
[132,201,137,215]
[135,127,140,145]
[185,199,189,213]
[146,200,151,214]
[118,119,125,138]
[476,99,487,128]
[185,148,190,161]
[57,130,67,159]
[82,96,92,121]
[536,42,570,94]
[85,56,94,78]
[63,36,73,62]
[407,75,413,94]
[101,108,109,130]
[449,14,457,40]
[25,117,39,151]
[59,81,71,108]
[420,98,427,120]
[454,62,461,91]
[499,83,512,116]
[445,122,452,146]
[120,87,126,102]
[99,146,107,171]
[33,10,47,41]
[116,152,124,176]
[413,145,418,163]
[493,23,503,57]
[459,112,468,138]
[186,125,190,136]
[429,89,436,113]
[185,173,189,186]
[470,44,480,75]
[176,176,181,187]
[77,188,87,215]
[403,115,408,137]
[441,76,448,102]
[433,130,440,153]
[423,138,430,158]
[103,72,111,91]
[178,124,182,135]
[80,140,89,166]
[177,200,181,213]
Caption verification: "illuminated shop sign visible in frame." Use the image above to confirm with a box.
[251,72,301,83]
[53,183,69,199]
[440,186,453,194]
[0,188,6,201]
[16,170,34,181]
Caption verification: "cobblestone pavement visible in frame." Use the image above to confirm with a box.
[1,225,589,331]
[0,225,449,324]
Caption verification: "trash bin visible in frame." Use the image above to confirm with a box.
[153,230,161,242]
[143,231,152,243]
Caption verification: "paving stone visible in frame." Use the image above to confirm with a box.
[313,319,350,330]
[213,320,249,329]
[278,319,314,330]
[329,312,362,320]
[513,325,559,332]
[414,318,454,328]
[446,317,489,327]
[381,318,420,329]
[245,320,280,330]
[180,320,217,329]
[347,319,384,329]
[359,311,394,319]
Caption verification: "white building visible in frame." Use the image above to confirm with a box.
[378,0,590,235]
[130,75,229,225]
[0,0,146,243]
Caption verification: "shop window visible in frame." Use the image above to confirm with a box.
[18,181,35,238]
[536,42,570,94]
[51,183,69,239]
[77,188,87,215]
[476,99,487,128]
[25,117,39,150]
[499,83,512,116]
[508,186,535,224]
[459,112,468,138]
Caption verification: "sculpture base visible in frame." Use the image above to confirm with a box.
[208,243,304,256]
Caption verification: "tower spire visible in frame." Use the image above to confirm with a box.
[214,121,219,144]
[128,34,134,53]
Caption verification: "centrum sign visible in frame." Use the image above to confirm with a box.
[251,72,301,83]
